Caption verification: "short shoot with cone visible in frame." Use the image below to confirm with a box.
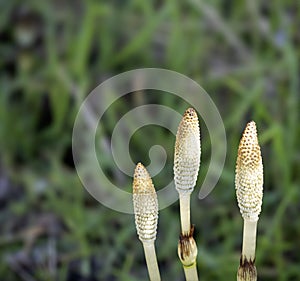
[235,121,264,281]
[133,163,161,281]
[174,108,200,281]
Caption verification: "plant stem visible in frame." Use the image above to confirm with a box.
[242,219,257,262]
[237,220,258,281]
[179,193,191,234]
[143,241,161,281]
[183,263,199,281]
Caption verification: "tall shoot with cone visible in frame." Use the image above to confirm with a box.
[174,108,200,281]
[133,163,161,281]
[235,121,264,281]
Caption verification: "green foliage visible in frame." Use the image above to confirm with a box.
[0,1,299,280]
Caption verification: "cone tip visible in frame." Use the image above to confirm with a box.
[183,108,198,120]
[133,163,154,194]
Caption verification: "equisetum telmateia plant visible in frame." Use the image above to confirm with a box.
[174,108,200,281]
[133,163,161,281]
[132,108,264,281]
[235,121,264,281]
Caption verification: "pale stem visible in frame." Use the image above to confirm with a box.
[183,263,199,281]
[179,193,191,234]
[242,219,258,261]
[143,241,161,281]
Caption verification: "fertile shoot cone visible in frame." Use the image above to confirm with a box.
[174,108,201,195]
[133,163,161,281]
[236,121,263,222]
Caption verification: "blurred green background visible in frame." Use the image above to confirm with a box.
[0,1,299,280]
